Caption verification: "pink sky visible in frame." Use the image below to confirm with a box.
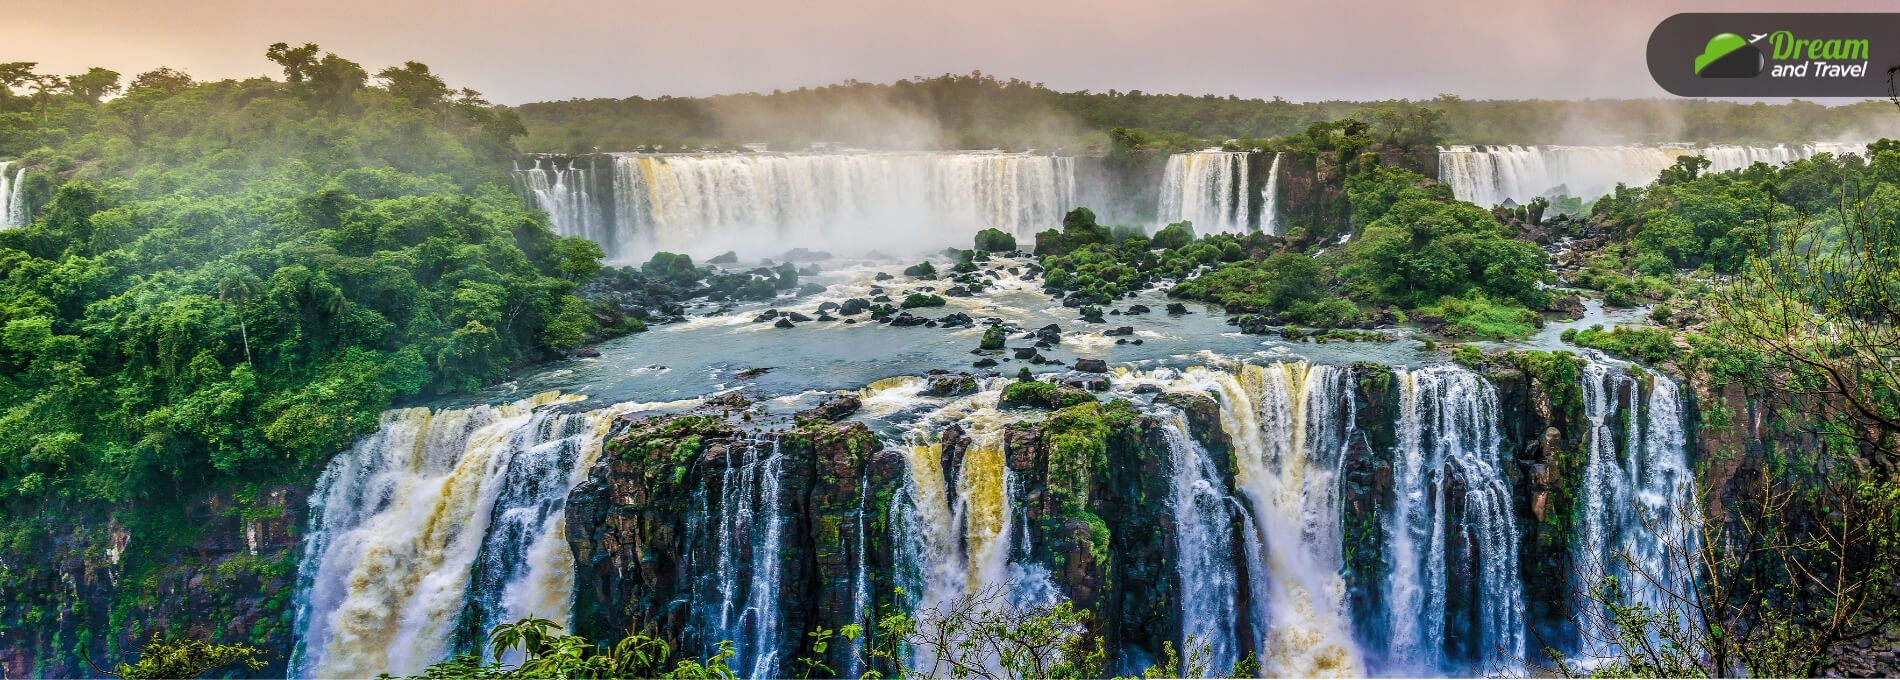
[7,0,1895,104]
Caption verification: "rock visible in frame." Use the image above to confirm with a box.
[868,286,886,296]
[1104,326,1135,337]
[1036,324,1063,342]
[871,295,892,303]
[844,318,857,324]
[874,272,893,281]
[817,301,841,313]
[796,394,862,421]
[708,250,739,264]
[1074,358,1109,373]
[1545,293,1585,320]
[839,298,870,315]
[890,313,928,327]
[1127,304,1151,315]
[577,347,601,358]
[1110,309,1122,315]
[787,312,814,322]
[1131,339,1143,345]
[1131,383,1162,394]
[937,312,975,328]
[973,358,998,368]
[945,286,971,297]
[1066,376,1110,392]
[1166,302,1189,315]
[1115,338,1128,345]
[1014,347,1039,360]
[817,313,837,321]
[1078,307,1105,323]
[754,309,780,323]
[924,373,981,397]
[774,318,795,329]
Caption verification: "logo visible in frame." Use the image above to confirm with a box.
[1649,14,1900,96]
[1693,32,1763,77]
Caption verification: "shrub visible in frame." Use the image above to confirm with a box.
[903,261,938,279]
[901,293,947,309]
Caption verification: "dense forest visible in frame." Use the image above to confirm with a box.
[0,47,624,556]
[510,72,1900,153]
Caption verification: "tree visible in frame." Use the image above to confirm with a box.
[102,633,268,679]
[217,267,262,367]
[379,61,450,108]
[264,42,320,83]
[127,67,194,94]
[854,585,1107,680]
[0,62,37,113]
[64,67,121,104]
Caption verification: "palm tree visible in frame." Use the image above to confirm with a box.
[217,270,261,368]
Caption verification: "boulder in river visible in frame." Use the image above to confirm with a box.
[1074,358,1109,373]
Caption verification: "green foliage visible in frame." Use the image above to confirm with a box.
[1149,221,1195,250]
[999,380,1096,410]
[1342,188,1551,309]
[642,252,700,285]
[1414,293,1540,339]
[900,293,946,309]
[112,633,268,679]
[974,228,1017,253]
[400,616,736,680]
[980,325,1006,350]
[1567,324,1678,364]
[1033,208,1112,257]
[903,261,937,279]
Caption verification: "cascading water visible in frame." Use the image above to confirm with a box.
[288,393,672,678]
[512,158,610,249]
[1576,361,1700,631]
[700,434,790,680]
[1438,142,1866,207]
[1158,410,1248,675]
[1159,151,1252,234]
[1,163,24,229]
[1260,152,1283,236]
[1169,362,1362,677]
[1381,366,1527,675]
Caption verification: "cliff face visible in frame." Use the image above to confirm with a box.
[0,487,306,678]
[564,394,905,675]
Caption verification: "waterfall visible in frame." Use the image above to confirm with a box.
[1260,152,1283,236]
[512,157,610,249]
[1576,361,1700,636]
[0,162,12,229]
[1,164,23,229]
[602,152,1073,261]
[1382,366,1526,675]
[844,477,873,680]
[1159,411,1245,675]
[703,434,790,679]
[1160,151,1252,234]
[1180,362,1361,677]
[288,393,666,678]
[1437,142,1866,207]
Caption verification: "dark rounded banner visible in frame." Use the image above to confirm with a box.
[1649,13,1900,96]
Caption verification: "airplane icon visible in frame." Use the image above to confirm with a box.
[1748,33,1767,43]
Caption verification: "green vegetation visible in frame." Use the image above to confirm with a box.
[900,293,946,309]
[506,73,1898,153]
[0,46,611,509]
[1562,324,1677,364]
[979,325,1006,350]
[973,227,1016,253]
[999,379,1096,410]
[1413,294,1541,340]
[902,261,937,279]
[110,633,268,679]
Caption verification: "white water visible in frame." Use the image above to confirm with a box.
[1438,142,1865,207]
[1576,361,1700,635]
[517,152,1075,263]
[513,158,612,250]
[705,434,789,679]
[1383,366,1526,675]
[288,393,668,678]
[1260,152,1284,236]
[0,163,23,229]
[1159,411,1246,675]
[1160,151,1253,234]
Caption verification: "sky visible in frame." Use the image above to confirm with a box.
[6,0,1895,105]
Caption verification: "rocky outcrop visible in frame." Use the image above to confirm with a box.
[565,397,905,675]
[0,487,306,678]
